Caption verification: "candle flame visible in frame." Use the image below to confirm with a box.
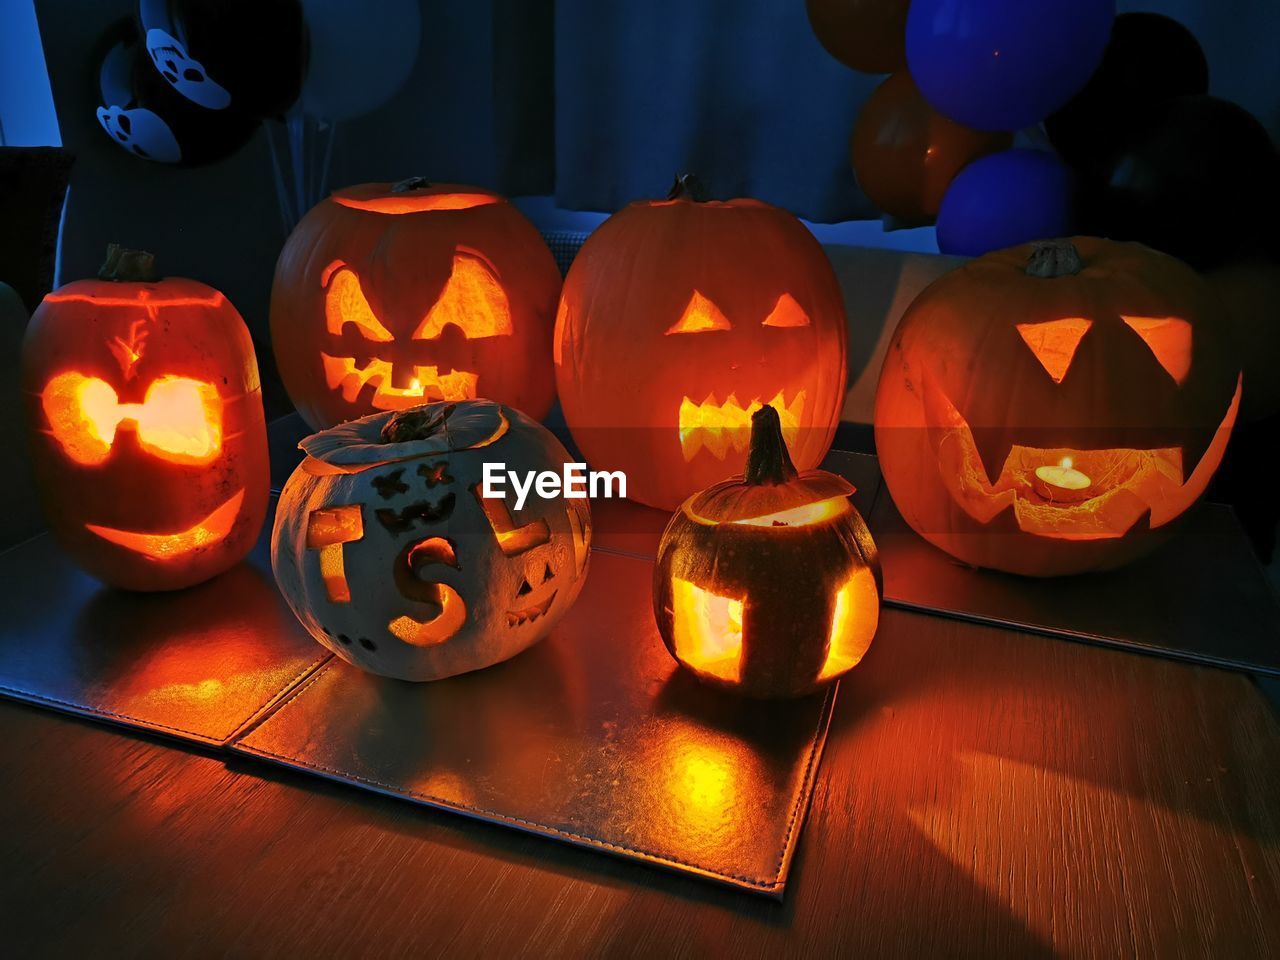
[1060,457,1073,470]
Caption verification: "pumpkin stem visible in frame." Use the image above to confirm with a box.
[666,173,709,202]
[379,403,456,444]
[97,243,158,283]
[1025,240,1083,278]
[391,176,432,193]
[744,404,799,485]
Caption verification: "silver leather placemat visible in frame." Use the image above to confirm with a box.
[0,501,330,746]
[231,550,835,898]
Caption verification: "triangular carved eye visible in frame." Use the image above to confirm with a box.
[761,293,810,328]
[1123,316,1192,385]
[666,290,731,334]
[414,252,513,340]
[1016,317,1092,383]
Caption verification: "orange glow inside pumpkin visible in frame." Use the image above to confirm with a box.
[306,504,365,602]
[666,290,731,334]
[671,577,743,683]
[43,371,222,466]
[388,583,467,646]
[731,496,849,528]
[323,264,394,342]
[86,489,243,559]
[923,374,1243,539]
[319,252,512,410]
[678,390,805,461]
[818,567,880,680]
[761,293,811,328]
[413,253,513,340]
[472,486,552,556]
[320,355,479,409]
[1122,316,1192,384]
[333,192,498,214]
[567,502,590,576]
[1015,318,1092,383]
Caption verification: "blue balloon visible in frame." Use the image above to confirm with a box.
[907,0,1115,131]
[936,149,1075,257]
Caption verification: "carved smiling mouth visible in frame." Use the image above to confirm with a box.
[321,354,479,410]
[86,490,244,559]
[678,390,805,461]
[925,375,1242,540]
[506,589,557,627]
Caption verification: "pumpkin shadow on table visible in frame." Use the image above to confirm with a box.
[824,603,1279,933]
[334,632,591,811]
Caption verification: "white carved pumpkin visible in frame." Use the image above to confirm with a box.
[272,400,592,681]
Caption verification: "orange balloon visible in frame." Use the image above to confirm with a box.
[806,0,911,75]
[851,72,1013,225]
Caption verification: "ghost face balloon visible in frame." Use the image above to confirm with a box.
[137,0,307,118]
[93,17,259,166]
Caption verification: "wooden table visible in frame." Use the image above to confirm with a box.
[2,604,1278,957]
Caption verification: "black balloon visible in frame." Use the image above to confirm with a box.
[1085,95,1280,270]
[94,18,261,166]
[1046,13,1208,175]
[136,0,307,119]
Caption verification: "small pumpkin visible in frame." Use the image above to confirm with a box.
[874,237,1242,576]
[271,399,592,682]
[270,178,562,431]
[21,245,270,591]
[556,175,848,511]
[653,405,881,699]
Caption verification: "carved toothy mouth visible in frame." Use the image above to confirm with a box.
[678,390,806,461]
[505,589,557,627]
[321,354,479,410]
[924,375,1242,540]
[86,490,244,559]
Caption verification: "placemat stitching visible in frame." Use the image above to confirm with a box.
[236,657,833,890]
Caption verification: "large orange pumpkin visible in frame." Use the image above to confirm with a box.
[22,245,269,591]
[270,178,562,431]
[874,238,1241,577]
[555,176,848,511]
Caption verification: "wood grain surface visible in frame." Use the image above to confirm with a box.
[2,607,1278,958]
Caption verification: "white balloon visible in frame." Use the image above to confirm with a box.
[299,0,421,121]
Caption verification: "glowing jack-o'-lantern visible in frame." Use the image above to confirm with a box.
[555,175,848,511]
[654,405,881,699]
[21,245,269,591]
[270,178,562,431]
[271,400,591,681]
[875,238,1242,577]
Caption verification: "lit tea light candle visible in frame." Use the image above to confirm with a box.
[1034,457,1092,501]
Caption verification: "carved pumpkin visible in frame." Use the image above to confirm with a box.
[556,175,848,511]
[270,178,562,431]
[654,405,881,699]
[21,245,269,591]
[874,238,1242,577]
[271,400,592,681]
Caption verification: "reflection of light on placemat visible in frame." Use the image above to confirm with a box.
[648,731,756,852]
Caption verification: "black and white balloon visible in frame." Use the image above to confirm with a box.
[136,0,307,119]
[94,18,260,166]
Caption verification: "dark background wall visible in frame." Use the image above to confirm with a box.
[31,0,1280,369]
